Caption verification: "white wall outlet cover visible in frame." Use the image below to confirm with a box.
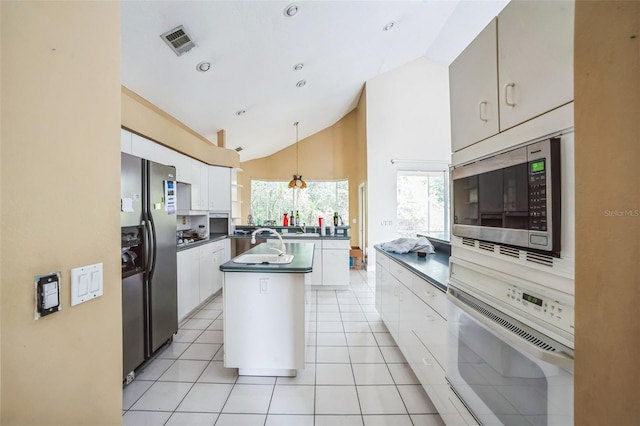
[70,262,103,306]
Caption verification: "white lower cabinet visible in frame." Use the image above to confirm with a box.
[291,239,322,286]
[177,248,199,322]
[267,238,348,286]
[198,244,215,303]
[178,239,229,322]
[321,239,349,286]
[375,250,474,424]
[223,271,307,375]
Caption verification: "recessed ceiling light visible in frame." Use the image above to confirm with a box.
[235,110,246,116]
[293,63,304,71]
[383,22,395,31]
[196,61,211,72]
[296,80,306,88]
[284,4,298,17]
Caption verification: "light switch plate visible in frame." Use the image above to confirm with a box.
[71,263,103,306]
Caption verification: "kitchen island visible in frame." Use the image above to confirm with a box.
[219,241,314,377]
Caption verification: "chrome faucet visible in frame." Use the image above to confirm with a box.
[301,222,306,233]
[251,228,286,256]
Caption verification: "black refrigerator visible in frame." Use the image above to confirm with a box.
[121,152,178,381]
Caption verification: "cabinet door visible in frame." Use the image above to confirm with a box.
[304,240,322,285]
[131,133,155,160]
[177,249,199,321]
[121,129,132,154]
[449,18,499,151]
[190,160,202,210]
[199,245,215,303]
[212,249,224,295]
[498,0,574,130]
[208,166,231,211]
[153,144,174,167]
[199,162,209,211]
[321,247,349,286]
[174,153,192,184]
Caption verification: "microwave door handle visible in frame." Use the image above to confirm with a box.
[448,292,574,372]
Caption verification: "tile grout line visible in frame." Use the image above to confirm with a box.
[161,306,225,426]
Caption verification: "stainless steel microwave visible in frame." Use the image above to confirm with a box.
[452,138,560,256]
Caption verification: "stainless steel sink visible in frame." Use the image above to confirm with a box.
[233,253,294,264]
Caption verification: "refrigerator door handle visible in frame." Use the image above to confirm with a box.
[142,216,153,275]
[148,212,158,282]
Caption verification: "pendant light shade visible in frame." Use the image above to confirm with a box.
[288,122,307,189]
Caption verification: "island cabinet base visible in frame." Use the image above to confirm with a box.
[222,271,307,377]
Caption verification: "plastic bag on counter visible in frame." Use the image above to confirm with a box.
[380,237,435,254]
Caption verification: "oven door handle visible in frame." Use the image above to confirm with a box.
[448,292,574,373]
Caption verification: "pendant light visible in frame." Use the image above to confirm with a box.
[288,121,307,189]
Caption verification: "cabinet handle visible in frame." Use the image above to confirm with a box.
[424,315,436,322]
[423,291,435,298]
[422,357,434,367]
[504,83,516,107]
[478,101,488,122]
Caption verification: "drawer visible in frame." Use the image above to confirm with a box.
[390,260,412,287]
[412,276,448,318]
[375,251,390,270]
[323,239,349,249]
[210,240,225,252]
[405,331,447,386]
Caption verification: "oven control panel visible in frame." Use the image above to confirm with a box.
[502,286,574,335]
[449,257,575,340]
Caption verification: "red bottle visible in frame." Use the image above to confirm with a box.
[283,213,289,226]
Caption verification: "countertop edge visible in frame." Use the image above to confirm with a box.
[228,235,350,240]
[220,242,315,273]
[177,234,228,252]
[375,245,449,293]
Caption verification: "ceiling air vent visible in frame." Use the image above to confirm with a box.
[160,25,195,56]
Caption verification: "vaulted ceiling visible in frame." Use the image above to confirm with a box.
[121,1,509,161]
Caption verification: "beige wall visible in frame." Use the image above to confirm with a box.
[574,1,640,424]
[122,87,240,168]
[239,93,367,247]
[1,2,122,425]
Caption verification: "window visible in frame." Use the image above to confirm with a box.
[396,170,449,238]
[250,179,348,227]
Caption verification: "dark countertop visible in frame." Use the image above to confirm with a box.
[234,225,350,239]
[177,233,227,252]
[228,234,350,241]
[220,242,314,273]
[375,245,449,292]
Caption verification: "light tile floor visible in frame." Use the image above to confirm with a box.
[123,269,445,426]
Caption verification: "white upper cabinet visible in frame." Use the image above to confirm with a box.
[190,159,209,210]
[208,166,231,211]
[449,0,574,151]
[497,0,574,131]
[450,18,499,152]
[121,129,132,154]
[174,153,192,184]
[153,144,174,168]
[130,133,155,160]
